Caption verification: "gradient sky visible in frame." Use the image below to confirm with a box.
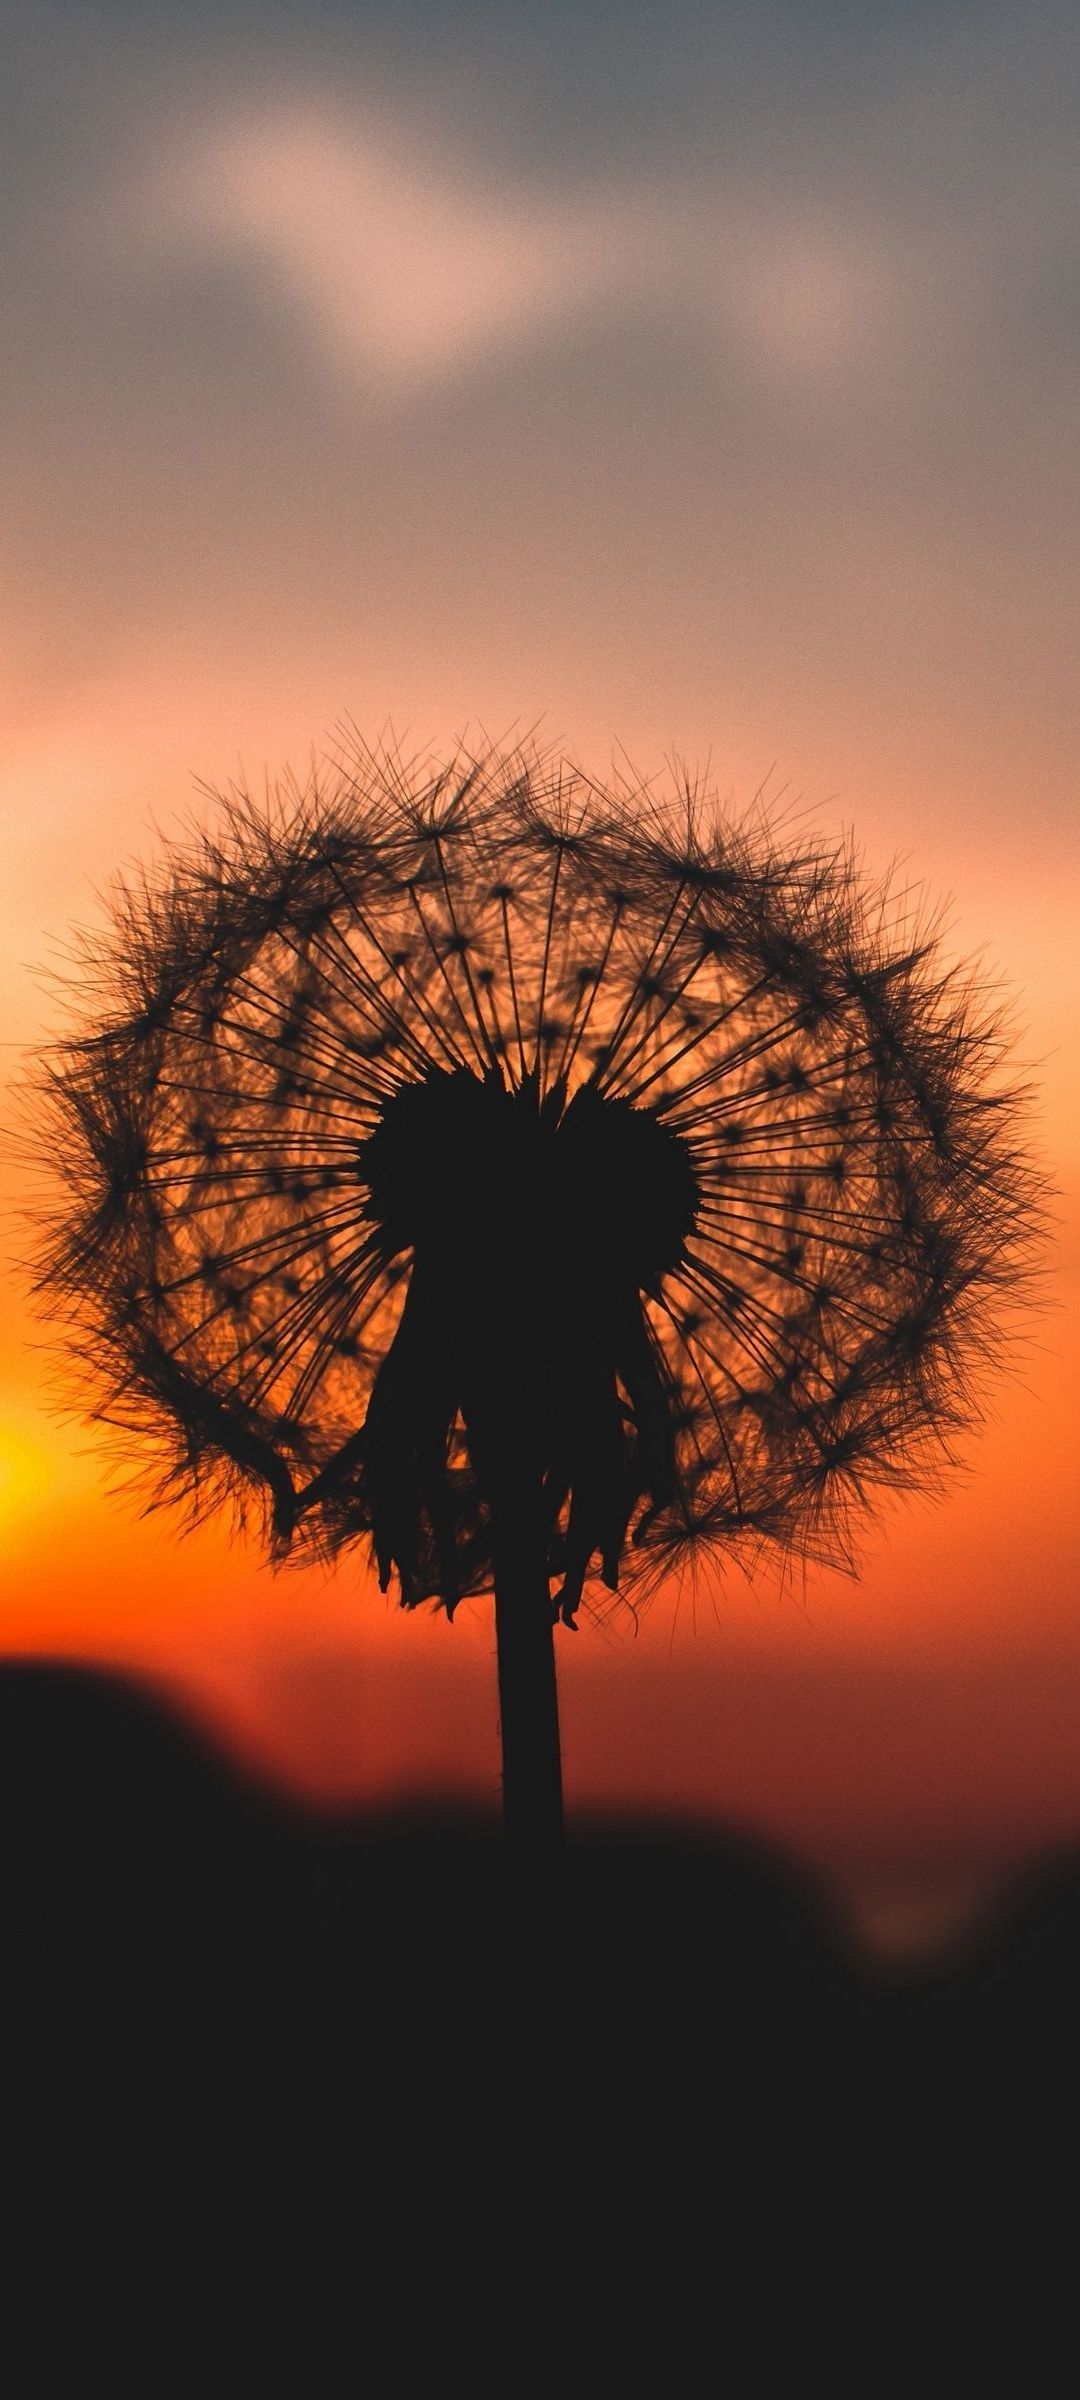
[3,0,1078,1946]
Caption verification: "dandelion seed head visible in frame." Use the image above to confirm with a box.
[26,736,1045,1620]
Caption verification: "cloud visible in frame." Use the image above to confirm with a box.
[147,105,645,388]
[717,225,893,379]
[133,99,898,398]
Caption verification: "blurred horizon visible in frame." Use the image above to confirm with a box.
[3,0,1077,1951]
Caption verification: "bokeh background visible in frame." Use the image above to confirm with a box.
[3,0,1077,1955]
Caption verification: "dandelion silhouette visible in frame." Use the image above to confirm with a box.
[31,740,1042,1847]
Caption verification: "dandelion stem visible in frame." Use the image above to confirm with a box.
[490,1476,564,1852]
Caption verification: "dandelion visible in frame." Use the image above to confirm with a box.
[29,739,1043,1846]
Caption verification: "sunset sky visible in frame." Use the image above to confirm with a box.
[3,0,1077,1947]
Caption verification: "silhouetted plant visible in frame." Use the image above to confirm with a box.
[29,739,1043,1846]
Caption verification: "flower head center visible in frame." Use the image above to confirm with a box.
[362,1066,699,1337]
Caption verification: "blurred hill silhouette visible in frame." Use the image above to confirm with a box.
[2,1655,1073,2312]
[5,1658,1080,2036]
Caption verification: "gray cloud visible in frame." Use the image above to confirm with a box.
[121,95,914,397]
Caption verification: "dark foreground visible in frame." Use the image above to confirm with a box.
[2,1661,1074,2344]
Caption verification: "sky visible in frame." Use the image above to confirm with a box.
[2,0,1078,1949]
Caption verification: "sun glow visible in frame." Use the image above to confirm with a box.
[0,1416,58,1541]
